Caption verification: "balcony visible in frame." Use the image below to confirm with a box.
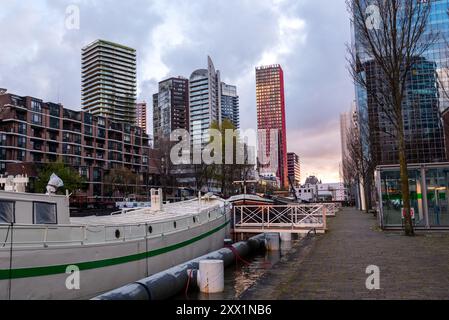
[63,109,82,122]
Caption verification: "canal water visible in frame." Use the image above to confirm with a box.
[179,239,301,300]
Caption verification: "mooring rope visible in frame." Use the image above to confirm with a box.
[184,268,194,299]
[225,245,251,266]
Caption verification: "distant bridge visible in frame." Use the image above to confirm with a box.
[232,203,341,235]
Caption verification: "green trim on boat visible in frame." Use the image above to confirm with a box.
[0,219,230,280]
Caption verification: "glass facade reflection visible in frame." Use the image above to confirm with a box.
[353,1,449,165]
[376,163,449,229]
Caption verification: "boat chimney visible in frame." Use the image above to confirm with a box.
[150,188,163,212]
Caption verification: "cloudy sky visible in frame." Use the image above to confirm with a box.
[0,0,354,183]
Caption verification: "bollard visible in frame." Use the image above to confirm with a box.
[280,233,292,242]
[265,233,280,251]
[197,260,224,293]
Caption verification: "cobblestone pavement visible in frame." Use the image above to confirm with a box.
[240,207,449,300]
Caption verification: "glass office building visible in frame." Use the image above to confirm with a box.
[353,0,449,165]
[221,82,240,129]
[189,56,221,147]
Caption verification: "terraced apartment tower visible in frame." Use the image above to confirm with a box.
[82,39,137,124]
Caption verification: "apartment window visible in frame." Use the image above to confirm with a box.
[18,123,27,135]
[33,202,57,224]
[50,117,59,129]
[97,128,106,139]
[0,201,15,224]
[84,113,93,125]
[0,148,6,160]
[74,135,81,144]
[79,167,89,179]
[32,113,42,125]
[49,104,60,117]
[17,136,26,148]
[84,125,93,136]
[17,150,25,161]
[93,168,101,182]
[0,134,6,146]
[31,101,42,113]
[98,118,105,127]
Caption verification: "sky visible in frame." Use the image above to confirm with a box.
[0,0,354,183]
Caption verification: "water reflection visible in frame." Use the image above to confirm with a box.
[182,240,300,300]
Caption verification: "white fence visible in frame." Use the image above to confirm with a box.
[233,204,328,234]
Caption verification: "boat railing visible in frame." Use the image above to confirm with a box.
[0,204,229,249]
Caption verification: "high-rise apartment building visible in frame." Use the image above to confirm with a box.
[136,102,147,133]
[189,56,221,147]
[256,64,288,188]
[82,39,137,124]
[287,152,301,187]
[353,1,449,165]
[221,83,240,129]
[152,77,189,149]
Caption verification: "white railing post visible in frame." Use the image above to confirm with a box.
[233,206,236,229]
[262,206,265,231]
[323,205,327,230]
[291,206,294,230]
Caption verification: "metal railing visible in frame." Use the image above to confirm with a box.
[321,203,342,217]
[233,204,327,232]
[0,204,228,249]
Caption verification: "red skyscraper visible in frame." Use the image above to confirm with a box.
[256,64,288,188]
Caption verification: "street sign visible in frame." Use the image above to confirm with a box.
[402,207,415,220]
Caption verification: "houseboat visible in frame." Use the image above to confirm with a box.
[0,175,231,300]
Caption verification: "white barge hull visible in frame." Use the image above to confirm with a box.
[0,213,230,300]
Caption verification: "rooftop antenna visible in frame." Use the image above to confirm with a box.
[57,83,60,104]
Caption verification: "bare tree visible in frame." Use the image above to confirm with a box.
[347,0,438,236]
[345,113,376,213]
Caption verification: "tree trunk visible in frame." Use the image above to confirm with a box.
[364,175,372,214]
[398,119,414,236]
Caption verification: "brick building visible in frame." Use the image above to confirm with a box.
[0,89,157,205]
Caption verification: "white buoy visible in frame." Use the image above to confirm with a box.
[197,260,224,293]
[280,232,292,242]
[265,233,280,251]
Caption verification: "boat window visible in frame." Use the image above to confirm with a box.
[33,202,57,224]
[0,201,15,224]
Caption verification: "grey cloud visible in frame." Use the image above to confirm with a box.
[0,0,353,182]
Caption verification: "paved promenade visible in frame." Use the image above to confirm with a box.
[241,207,449,300]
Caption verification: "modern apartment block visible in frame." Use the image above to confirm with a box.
[0,90,154,204]
[287,152,301,187]
[256,64,288,188]
[221,82,240,129]
[189,56,221,147]
[82,39,137,125]
[152,77,189,149]
[136,102,147,134]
